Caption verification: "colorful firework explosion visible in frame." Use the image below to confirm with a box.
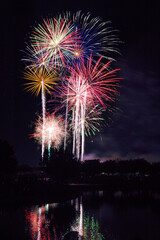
[23,11,121,164]
[24,65,58,96]
[31,113,65,160]
[64,11,120,64]
[22,44,49,69]
[30,16,81,69]
[57,55,120,161]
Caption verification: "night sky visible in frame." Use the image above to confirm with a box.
[1,0,160,166]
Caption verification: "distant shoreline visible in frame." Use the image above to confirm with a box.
[1,181,160,207]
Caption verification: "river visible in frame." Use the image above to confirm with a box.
[0,190,160,239]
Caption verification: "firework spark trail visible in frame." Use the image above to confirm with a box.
[75,93,80,160]
[81,91,87,162]
[47,128,52,161]
[64,86,69,151]
[72,110,76,155]
[64,75,88,161]
[41,79,46,159]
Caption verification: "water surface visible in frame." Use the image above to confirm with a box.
[0,190,160,240]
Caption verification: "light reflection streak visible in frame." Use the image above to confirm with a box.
[37,207,41,240]
[25,199,104,239]
[78,198,83,238]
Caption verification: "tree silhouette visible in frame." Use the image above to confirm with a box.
[0,139,17,174]
[46,147,80,180]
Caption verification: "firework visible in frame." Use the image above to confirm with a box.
[22,44,49,69]
[64,11,120,64]
[30,16,81,69]
[23,11,121,164]
[24,65,58,96]
[84,105,105,137]
[24,65,58,159]
[58,55,120,161]
[31,113,65,161]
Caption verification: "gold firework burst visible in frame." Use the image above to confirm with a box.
[23,65,58,96]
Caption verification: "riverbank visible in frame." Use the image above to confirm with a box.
[1,179,160,206]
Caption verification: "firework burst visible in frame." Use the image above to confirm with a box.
[57,55,120,161]
[64,11,120,64]
[24,65,58,159]
[31,113,65,160]
[22,44,49,69]
[24,65,58,96]
[30,16,81,69]
[84,105,105,137]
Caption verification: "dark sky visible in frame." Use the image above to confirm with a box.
[1,0,160,165]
